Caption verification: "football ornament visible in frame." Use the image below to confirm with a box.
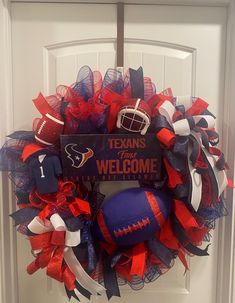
[93,188,172,246]
[33,93,64,146]
[116,98,151,135]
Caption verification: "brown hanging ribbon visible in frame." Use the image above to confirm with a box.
[117,2,124,68]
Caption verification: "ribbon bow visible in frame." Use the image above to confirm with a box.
[161,99,214,136]
[27,214,80,291]
[29,180,91,220]
[154,97,227,211]
[155,97,214,148]
[27,213,105,297]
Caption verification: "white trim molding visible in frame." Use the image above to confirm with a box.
[0,1,235,303]
[217,1,235,303]
[0,1,18,303]
[10,0,231,7]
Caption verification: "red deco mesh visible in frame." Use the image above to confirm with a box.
[144,77,156,101]
[93,71,102,94]
[45,94,61,114]
[123,70,132,99]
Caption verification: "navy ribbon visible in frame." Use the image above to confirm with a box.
[65,216,84,231]
[65,286,80,301]
[72,246,87,263]
[197,198,228,228]
[185,243,210,256]
[81,222,97,273]
[164,150,186,173]
[129,67,144,100]
[172,184,189,200]
[103,253,120,300]
[7,131,35,141]
[172,136,188,157]
[15,189,30,205]
[110,251,123,268]
[202,152,219,200]
[74,280,92,300]
[10,207,40,226]
[172,215,210,256]
[150,115,172,133]
[147,238,174,268]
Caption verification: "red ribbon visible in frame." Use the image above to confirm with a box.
[185,98,208,116]
[174,200,209,245]
[27,231,76,291]
[28,181,91,220]
[69,198,91,217]
[164,159,183,188]
[158,204,207,272]
[98,88,128,132]
[227,179,235,188]
[38,204,54,220]
[108,243,147,282]
[130,243,146,278]
[159,220,189,271]
[178,249,189,272]
[33,93,54,115]
[159,219,180,250]
[148,93,173,116]
[156,128,175,148]
[115,263,133,283]
[174,200,199,231]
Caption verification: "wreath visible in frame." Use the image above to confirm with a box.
[0,65,229,300]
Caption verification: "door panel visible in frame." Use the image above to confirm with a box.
[11,3,226,303]
[12,3,117,130]
[125,5,227,129]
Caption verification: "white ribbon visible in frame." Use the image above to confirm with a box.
[174,95,192,108]
[187,144,202,212]
[158,100,216,136]
[27,213,106,295]
[191,131,227,210]
[64,248,105,295]
[28,214,81,247]
[28,216,54,234]
[203,148,227,197]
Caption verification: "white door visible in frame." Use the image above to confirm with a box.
[10,2,227,303]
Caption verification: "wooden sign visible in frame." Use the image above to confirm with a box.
[60,134,162,182]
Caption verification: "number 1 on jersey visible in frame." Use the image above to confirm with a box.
[40,166,45,178]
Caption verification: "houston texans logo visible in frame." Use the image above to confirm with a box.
[65,144,94,168]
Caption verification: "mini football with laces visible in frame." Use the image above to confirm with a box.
[34,113,64,146]
[33,93,64,146]
[93,187,172,246]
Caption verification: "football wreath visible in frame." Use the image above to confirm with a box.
[0,65,231,301]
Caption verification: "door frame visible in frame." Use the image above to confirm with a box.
[0,1,234,303]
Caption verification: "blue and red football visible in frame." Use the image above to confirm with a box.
[93,188,172,246]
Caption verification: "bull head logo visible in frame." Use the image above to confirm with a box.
[65,144,94,168]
